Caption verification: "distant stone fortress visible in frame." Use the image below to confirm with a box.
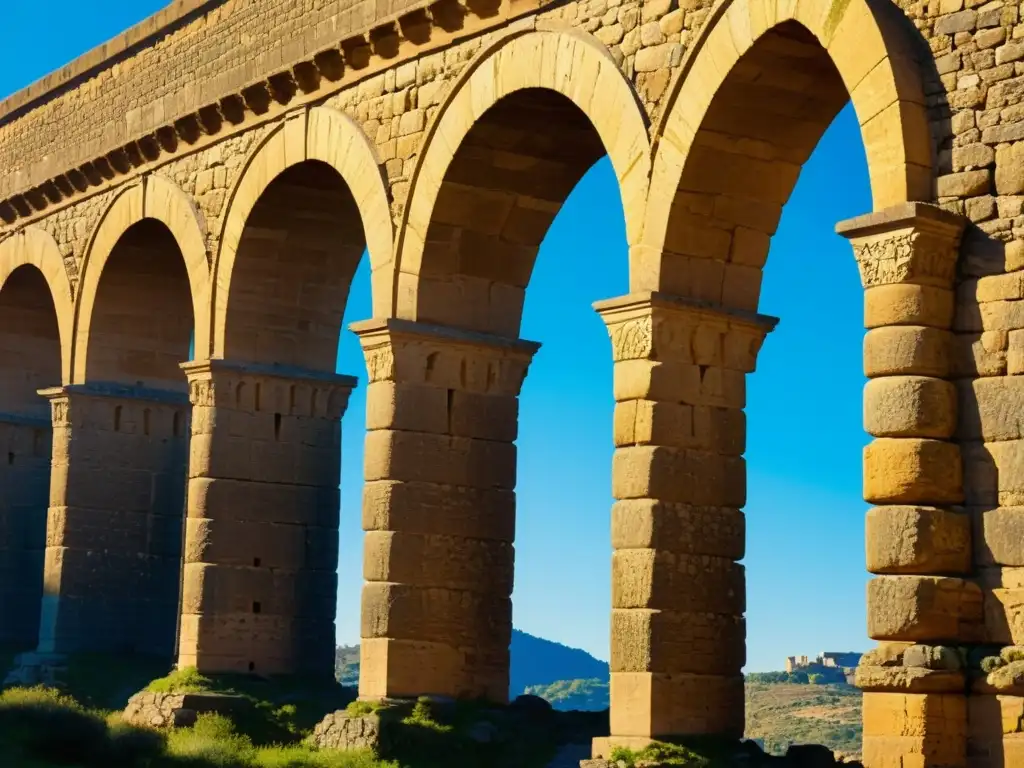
[785,653,863,675]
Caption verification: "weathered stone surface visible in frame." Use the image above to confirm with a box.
[862,692,966,768]
[974,507,1024,566]
[123,691,250,730]
[867,576,983,642]
[866,506,970,575]
[312,712,388,752]
[855,664,964,692]
[863,327,951,378]
[864,377,956,438]
[863,439,963,505]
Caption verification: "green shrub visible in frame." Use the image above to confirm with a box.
[0,685,110,763]
[981,656,1007,674]
[255,744,394,767]
[147,666,216,694]
[166,713,259,766]
[610,741,713,767]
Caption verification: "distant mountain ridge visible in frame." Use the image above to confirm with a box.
[335,629,608,698]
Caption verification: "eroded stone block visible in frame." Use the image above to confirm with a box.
[867,575,982,642]
[866,506,970,574]
[864,439,963,505]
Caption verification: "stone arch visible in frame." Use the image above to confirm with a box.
[211,106,393,361]
[0,228,74,384]
[640,0,932,298]
[73,176,210,386]
[395,28,651,336]
[0,228,69,649]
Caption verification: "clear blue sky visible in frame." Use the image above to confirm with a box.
[3,2,872,672]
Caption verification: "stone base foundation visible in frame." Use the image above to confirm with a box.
[123,691,251,729]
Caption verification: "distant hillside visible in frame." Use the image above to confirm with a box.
[510,630,608,696]
[334,629,609,697]
[745,682,861,758]
[524,677,608,711]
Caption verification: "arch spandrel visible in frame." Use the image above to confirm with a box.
[72,176,211,384]
[0,227,74,384]
[642,0,933,295]
[395,28,652,326]
[211,106,393,359]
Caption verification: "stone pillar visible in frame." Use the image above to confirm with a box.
[37,384,190,656]
[351,318,539,703]
[591,291,776,756]
[0,414,51,649]
[176,359,355,677]
[837,203,973,768]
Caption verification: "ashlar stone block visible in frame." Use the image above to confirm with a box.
[862,692,966,768]
[866,506,970,575]
[867,575,982,642]
[863,376,956,439]
[864,438,963,505]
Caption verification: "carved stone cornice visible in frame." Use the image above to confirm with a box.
[0,0,541,229]
[350,318,540,396]
[180,359,356,419]
[594,291,778,373]
[37,383,190,428]
[836,202,968,290]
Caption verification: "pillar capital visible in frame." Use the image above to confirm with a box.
[180,359,356,420]
[37,383,189,429]
[836,202,968,290]
[349,318,540,397]
[594,291,778,373]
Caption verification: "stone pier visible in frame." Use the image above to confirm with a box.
[176,360,355,677]
[36,384,189,656]
[0,414,51,649]
[838,204,973,767]
[591,292,776,756]
[352,319,539,703]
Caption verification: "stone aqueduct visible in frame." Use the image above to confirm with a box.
[0,0,1022,763]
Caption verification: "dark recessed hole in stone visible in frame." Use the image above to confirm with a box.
[341,38,371,70]
[7,452,14,466]
[399,10,431,45]
[114,406,123,432]
[313,49,345,81]
[124,142,145,168]
[252,601,261,614]
[253,557,261,567]
[370,26,400,59]
[268,72,296,104]
[465,0,501,20]
[198,105,222,135]
[274,413,282,441]
[248,662,255,672]
[242,83,272,115]
[430,0,467,33]
[292,60,321,93]
[220,95,246,125]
